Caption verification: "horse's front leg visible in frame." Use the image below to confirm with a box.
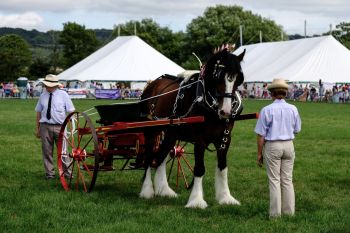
[215,139,240,205]
[185,144,208,209]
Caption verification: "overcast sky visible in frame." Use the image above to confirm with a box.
[1,0,350,35]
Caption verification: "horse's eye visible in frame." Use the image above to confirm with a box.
[227,76,234,82]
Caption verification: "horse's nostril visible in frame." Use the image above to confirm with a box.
[219,110,225,115]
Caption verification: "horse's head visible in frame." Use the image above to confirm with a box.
[202,46,245,119]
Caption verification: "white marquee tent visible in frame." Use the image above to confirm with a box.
[234,35,350,84]
[58,36,184,82]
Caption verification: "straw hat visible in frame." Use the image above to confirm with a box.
[42,74,60,87]
[267,79,289,90]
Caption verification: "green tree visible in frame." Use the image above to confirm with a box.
[28,58,50,79]
[184,5,284,68]
[47,30,64,73]
[333,22,350,49]
[111,18,186,65]
[0,34,32,81]
[59,22,99,68]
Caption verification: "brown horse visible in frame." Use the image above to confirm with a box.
[139,47,245,208]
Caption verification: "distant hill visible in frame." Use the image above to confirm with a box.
[0,27,113,48]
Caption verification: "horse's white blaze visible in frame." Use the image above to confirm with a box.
[140,167,154,199]
[185,177,208,209]
[215,167,240,205]
[220,74,236,116]
[154,157,177,197]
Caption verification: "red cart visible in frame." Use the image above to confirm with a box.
[57,102,258,192]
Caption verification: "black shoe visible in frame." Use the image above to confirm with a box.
[45,175,55,180]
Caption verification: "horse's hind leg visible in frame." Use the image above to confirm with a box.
[140,166,154,199]
[215,142,240,205]
[185,144,208,209]
[154,137,177,197]
[139,133,157,199]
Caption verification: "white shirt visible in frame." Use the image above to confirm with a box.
[35,89,75,124]
[255,99,301,141]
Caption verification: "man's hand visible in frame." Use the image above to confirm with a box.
[256,134,265,167]
[35,126,40,138]
[257,153,263,167]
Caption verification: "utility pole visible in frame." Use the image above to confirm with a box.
[259,30,262,43]
[304,20,307,38]
[134,23,137,35]
[118,26,120,37]
[281,31,284,41]
[239,25,243,46]
[329,24,333,35]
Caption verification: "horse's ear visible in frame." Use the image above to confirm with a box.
[237,49,246,62]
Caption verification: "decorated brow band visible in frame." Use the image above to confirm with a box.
[213,44,236,54]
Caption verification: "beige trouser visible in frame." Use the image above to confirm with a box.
[264,140,295,217]
[40,123,61,177]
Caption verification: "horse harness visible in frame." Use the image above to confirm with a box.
[145,57,243,152]
[173,62,243,119]
[172,62,243,151]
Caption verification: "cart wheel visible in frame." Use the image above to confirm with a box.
[167,140,194,189]
[57,112,99,192]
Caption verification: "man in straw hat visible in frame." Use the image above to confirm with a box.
[254,78,301,217]
[35,74,75,180]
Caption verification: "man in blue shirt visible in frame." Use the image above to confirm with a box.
[35,74,75,179]
[255,79,301,217]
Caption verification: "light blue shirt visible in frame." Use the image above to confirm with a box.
[35,89,75,124]
[255,99,301,141]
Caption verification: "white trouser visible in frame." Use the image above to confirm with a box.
[264,140,295,217]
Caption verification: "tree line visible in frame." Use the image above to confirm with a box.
[0,5,349,82]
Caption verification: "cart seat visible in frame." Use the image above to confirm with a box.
[95,102,143,125]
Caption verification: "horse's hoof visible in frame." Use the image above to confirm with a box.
[156,188,178,198]
[139,188,155,199]
[185,200,208,209]
[155,186,177,198]
[218,196,241,205]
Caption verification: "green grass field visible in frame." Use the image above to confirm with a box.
[0,99,349,233]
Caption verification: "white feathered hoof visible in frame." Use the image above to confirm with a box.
[217,195,241,205]
[185,199,208,209]
[139,185,155,199]
[155,186,178,198]
[140,167,154,199]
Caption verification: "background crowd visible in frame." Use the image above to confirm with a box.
[1,79,350,103]
[0,81,33,98]
[238,80,350,103]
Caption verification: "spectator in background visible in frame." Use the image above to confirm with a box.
[319,79,324,101]
[249,83,256,98]
[26,82,32,98]
[0,82,4,98]
[12,84,19,98]
[310,86,316,102]
[256,86,262,98]
[262,83,269,99]
[242,82,248,98]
